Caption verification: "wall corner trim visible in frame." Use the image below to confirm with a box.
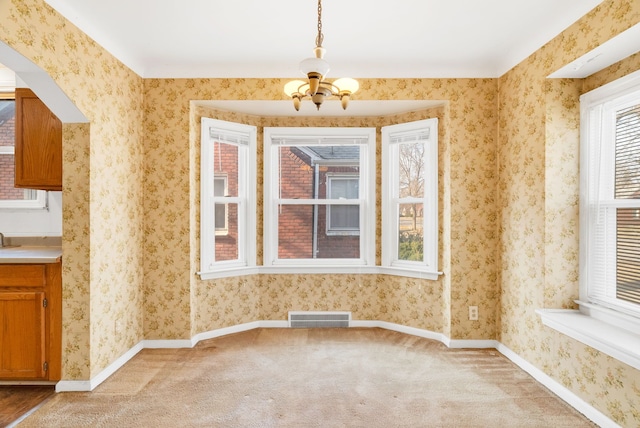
[56,341,144,392]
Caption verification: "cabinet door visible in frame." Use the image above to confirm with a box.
[0,291,46,379]
[14,88,62,191]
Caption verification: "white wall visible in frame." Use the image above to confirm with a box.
[0,191,62,236]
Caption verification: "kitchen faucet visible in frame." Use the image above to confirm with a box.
[0,233,4,248]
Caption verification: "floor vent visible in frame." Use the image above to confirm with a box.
[288,311,351,328]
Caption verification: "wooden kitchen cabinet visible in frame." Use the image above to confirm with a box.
[0,262,62,381]
[14,88,62,191]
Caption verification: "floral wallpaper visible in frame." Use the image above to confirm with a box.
[0,0,146,380]
[1,0,639,425]
[143,78,498,344]
[498,0,640,426]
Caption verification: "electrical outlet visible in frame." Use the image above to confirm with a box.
[468,306,479,321]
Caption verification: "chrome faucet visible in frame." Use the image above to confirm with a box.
[0,233,4,248]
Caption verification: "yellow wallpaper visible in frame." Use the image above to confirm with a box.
[61,123,90,379]
[2,0,639,425]
[142,81,498,342]
[0,0,146,379]
[498,0,640,425]
[544,78,582,310]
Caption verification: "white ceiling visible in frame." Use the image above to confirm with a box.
[10,0,640,117]
[44,0,605,79]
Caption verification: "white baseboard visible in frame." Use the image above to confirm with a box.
[192,320,290,343]
[352,320,447,343]
[497,343,618,428]
[56,341,144,392]
[50,319,618,427]
[448,339,500,349]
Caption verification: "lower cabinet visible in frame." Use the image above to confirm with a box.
[0,262,61,381]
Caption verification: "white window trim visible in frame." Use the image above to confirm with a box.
[539,69,640,370]
[326,174,360,236]
[381,118,439,276]
[199,118,256,277]
[263,127,376,269]
[0,146,47,209]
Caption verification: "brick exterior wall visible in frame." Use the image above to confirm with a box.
[0,114,24,200]
[278,147,314,258]
[277,147,359,259]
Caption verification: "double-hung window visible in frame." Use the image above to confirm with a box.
[263,127,375,268]
[200,118,256,277]
[580,70,640,320]
[382,118,438,276]
[0,97,46,209]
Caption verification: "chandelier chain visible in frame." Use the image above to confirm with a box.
[315,0,324,48]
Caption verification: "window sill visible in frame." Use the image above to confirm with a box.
[199,265,442,280]
[536,307,640,371]
[198,266,259,280]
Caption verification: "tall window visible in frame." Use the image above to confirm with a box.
[200,118,256,275]
[0,98,45,209]
[263,127,375,267]
[382,118,438,273]
[581,70,640,318]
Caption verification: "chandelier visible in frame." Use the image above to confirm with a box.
[283,0,359,111]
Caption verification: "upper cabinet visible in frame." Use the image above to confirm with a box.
[14,88,62,191]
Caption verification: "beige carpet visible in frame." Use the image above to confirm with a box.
[19,328,595,427]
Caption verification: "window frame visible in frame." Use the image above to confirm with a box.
[199,117,256,278]
[580,69,640,321]
[381,118,439,275]
[263,126,376,269]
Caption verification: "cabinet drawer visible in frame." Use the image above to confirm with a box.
[0,265,46,287]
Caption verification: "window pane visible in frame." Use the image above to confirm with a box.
[614,104,640,304]
[330,178,359,199]
[278,204,360,259]
[328,177,359,231]
[214,203,226,230]
[329,205,359,230]
[213,177,226,197]
[399,142,424,198]
[398,203,424,261]
[615,104,640,199]
[278,145,360,199]
[215,202,238,261]
[617,208,640,304]
[278,204,314,259]
[213,142,238,197]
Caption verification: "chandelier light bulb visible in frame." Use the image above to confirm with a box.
[284,80,306,97]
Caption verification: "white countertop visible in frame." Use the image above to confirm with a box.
[0,246,62,264]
